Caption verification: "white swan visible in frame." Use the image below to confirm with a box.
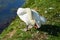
[17,8,46,31]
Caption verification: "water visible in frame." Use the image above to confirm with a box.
[0,0,25,33]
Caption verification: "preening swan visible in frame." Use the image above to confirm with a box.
[17,8,46,31]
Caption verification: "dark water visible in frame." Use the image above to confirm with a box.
[0,0,25,33]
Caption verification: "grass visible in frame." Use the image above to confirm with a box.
[0,0,60,40]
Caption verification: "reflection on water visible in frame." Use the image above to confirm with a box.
[0,0,25,33]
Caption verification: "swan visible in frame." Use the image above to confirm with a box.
[17,8,46,31]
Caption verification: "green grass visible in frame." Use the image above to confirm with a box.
[0,0,60,40]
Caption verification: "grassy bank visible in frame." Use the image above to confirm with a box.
[0,0,60,40]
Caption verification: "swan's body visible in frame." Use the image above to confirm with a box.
[17,8,46,31]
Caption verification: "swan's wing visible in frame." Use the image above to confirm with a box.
[17,8,30,25]
[25,8,33,20]
[19,14,30,25]
[40,16,46,24]
[32,10,41,28]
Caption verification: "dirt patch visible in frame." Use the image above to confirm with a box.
[2,30,16,40]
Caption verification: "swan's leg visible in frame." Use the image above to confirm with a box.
[28,25,33,30]
[24,25,33,31]
[26,25,29,31]
[21,24,33,31]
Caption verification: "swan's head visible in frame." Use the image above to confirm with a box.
[40,16,47,24]
[17,8,26,15]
